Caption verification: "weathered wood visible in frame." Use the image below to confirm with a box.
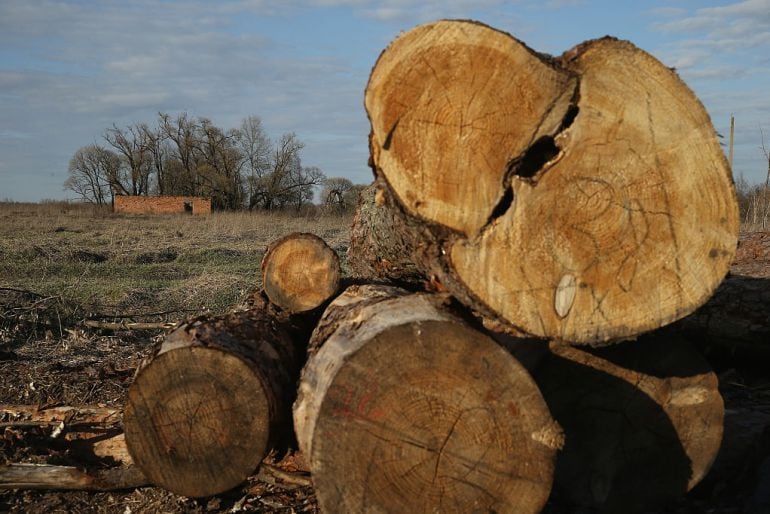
[294,284,561,514]
[261,232,341,313]
[83,320,176,331]
[0,463,148,491]
[123,307,304,498]
[363,20,739,344]
[534,336,724,512]
[0,404,121,428]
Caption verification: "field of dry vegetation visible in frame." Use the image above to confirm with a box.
[0,201,353,513]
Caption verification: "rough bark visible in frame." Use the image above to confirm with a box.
[533,335,723,512]
[261,232,341,313]
[294,284,561,514]
[364,20,739,345]
[123,307,305,498]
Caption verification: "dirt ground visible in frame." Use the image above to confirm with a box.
[1,232,769,514]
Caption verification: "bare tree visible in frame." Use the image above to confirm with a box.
[236,116,272,208]
[322,177,354,211]
[158,112,200,196]
[103,123,151,196]
[139,123,169,195]
[63,145,121,205]
[760,125,770,229]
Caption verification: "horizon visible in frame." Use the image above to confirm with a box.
[1,0,769,202]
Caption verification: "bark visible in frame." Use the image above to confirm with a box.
[532,335,723,513]
[363,20,739,345]
[123,306,307,498]
[294,284,561,514]
[261,232,341,313]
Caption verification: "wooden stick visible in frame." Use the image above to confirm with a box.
[0,463,148,491]
[83,320,177,331]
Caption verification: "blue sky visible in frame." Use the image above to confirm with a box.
[1,0,769,201]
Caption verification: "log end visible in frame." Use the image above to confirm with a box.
[262,232,341,313]
[124,346,271,497]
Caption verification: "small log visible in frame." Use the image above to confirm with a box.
[294,284,561,514]
[261,232,341,313]
[123,307,305,498]
[363,20,738,344]
[534,336,723,512]
[0,463,148,491]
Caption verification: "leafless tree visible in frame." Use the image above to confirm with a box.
[63,145,121,205]
[322,177,354,210]
[103,123,151,196]
[760,125,770,229]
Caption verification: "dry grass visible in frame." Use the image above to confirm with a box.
[0,202,352,333]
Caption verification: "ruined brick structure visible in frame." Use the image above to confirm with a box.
[114,196,211,215]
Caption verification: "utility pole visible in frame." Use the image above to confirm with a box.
[728,114,735,170]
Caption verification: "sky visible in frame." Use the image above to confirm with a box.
[1,0,769,201]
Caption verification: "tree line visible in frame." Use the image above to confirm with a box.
[64,113,365,211]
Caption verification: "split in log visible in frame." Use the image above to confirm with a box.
[294,284,561,514]
[533,335,723,512]
[362,20,739,344]
[0,463,148,491]
[261,232,341,313]
[123,307,304,498]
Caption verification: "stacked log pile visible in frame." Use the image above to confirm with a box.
[5,19,760,514]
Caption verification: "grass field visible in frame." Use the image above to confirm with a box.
[0,201,352,340]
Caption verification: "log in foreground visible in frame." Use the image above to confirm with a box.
[364,20,739,344]
[534,336,723,512]
[124,307,302,498]
[261,232,341,313]
[294,284,562,514]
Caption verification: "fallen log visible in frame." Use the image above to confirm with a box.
[362,20,739,345]
[261,232,341,313]
[294,284,561,514]
[533,336,723,512]
[0,463,148,491]
[123,306,306,498]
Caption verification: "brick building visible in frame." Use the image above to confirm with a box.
[114,196,211,215]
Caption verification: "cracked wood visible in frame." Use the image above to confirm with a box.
[363,20,739,344]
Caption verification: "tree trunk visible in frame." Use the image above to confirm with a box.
[261,232,341,313]
[363,20,739,345]
[294,284,561,514]
[123,306,305,498]
[532,336,723,513]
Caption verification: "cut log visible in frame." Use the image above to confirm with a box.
[534,336,723,512]
[364,20,739,344]
[261,232,341,313]
[123,307,304,498]
[0,463,148,491]
[294,284,561,514]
